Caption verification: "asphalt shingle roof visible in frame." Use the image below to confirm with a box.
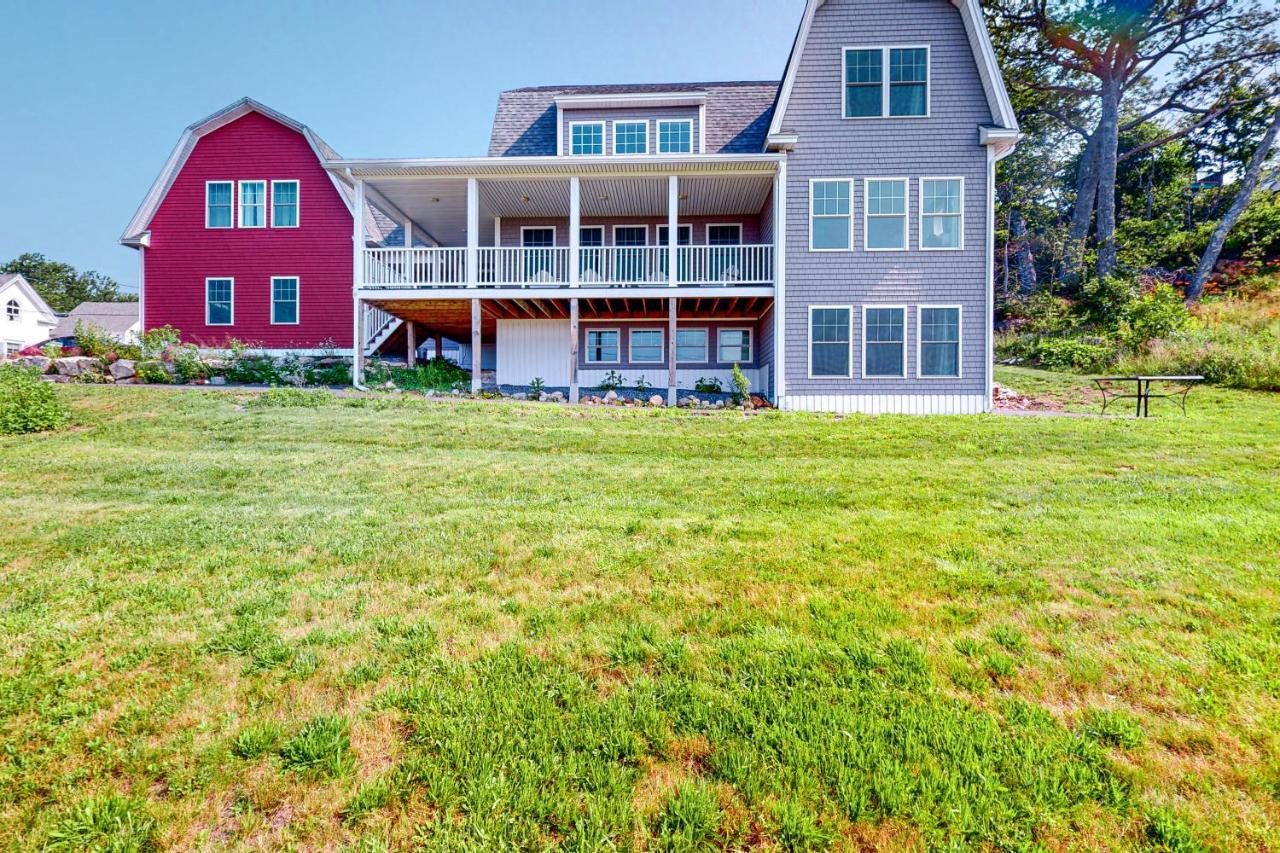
[488,81,780,157]
[52,302,141,339]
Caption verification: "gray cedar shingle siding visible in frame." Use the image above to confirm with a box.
[779,0,992,398]
[488,82,779,157]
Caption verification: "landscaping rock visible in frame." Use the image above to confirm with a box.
[12,355,51,372]
[512,392,529,400]
[55,356,99,377]
[209,376,227,386]
[537,391,549,402]
[604,390,619,404]
[648,394,664,407]
[548,391,565,403]
[108,359,136,380]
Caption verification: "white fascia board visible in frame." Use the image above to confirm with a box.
[952,0,1019,132]
[765,0,825,143]
[553,92,708,110]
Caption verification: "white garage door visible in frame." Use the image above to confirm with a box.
[495,319,571,386]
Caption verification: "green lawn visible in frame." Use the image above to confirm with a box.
[2,370,1278,850]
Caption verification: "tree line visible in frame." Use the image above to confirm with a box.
[2,253,136,313]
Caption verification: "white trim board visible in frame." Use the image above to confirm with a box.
[780,393,988,415]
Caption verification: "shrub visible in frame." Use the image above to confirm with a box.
[73,320,116,358]
[731,363,751,403]
[45,794,156,851]
[0,365,69,435]
[597,370,624,392]
[40,342,63,360]
[171,344,206,384]
[279,715,354,777]
[694,376,723,394]
[634,376,651,393]
[308,360,352,387]
[248,388,334,409]
[134,361,170,384]
[139,325,181,359]
[1118,283,1190,350]
[1032,337,1116,373]
[387,357,469,392]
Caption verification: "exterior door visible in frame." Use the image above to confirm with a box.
[614,226,648,282]
[521,227,556,282]
[707,224,742,282]
[657,224,692,282]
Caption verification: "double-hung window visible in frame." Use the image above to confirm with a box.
[586,329,619,363]
[919,307,960,377]
[844,47,929,118]
[865,178,908,250]
[863,307,905,377]
[238,181,266,228]
[271,277,299,324]
[810,180,851,250]
[920,178,963,249]
[676,328,708,363]
[630,329,664,363]
[206,278,233,326]
[613,121,648,154]
[271,180,299,228]
[206,181,233,228]
[570,122,604,155]
[809,307,852,377]
[658,119,692,153]
[717,328,752,364]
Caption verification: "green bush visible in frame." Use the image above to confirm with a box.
[0,366,69,435]
[248,388,335,409]
[171,344,206,384]
[731,363,751,403]
[73,320,117,358]
[139,325,181,359]
[134,361,170,384]
[1032,337,1116,373]
[1118,284,1190,350]
[388,357,469,392]
[693,377,723,394]
[307,361,352,386]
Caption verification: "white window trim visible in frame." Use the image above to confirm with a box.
[808,178,854,252]
[841,45,931,120]
[519,226,558,247]
[656,118,694,155]
[716,327,753,364]
[917,304,962,379]
[237,180,267,229]
[628,328,665,364]
[919,177,964,251]
[612,119,650,155]
[861,304,908,379]
[675,327,709,364]
[205,277,234,326]
[270,180,300,229]
[656,224,693,244]
[705,223,743,245]
[863,177,909,252]
[807,304,854,379]
[205,180,234,229]
[568,121,605,156]
[270,276,301,325]
[584,327,621,364]
[611,224,649,245]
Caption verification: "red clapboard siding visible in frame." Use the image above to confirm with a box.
[144,111,353,349]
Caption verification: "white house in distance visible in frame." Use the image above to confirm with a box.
[0,274,58,356]
[50,302,142,345]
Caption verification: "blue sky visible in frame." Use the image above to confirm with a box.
[1,0,800,291]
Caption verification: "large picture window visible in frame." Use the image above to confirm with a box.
[865,178,908,251]
[675,328,708,363]
[920,178,963,249]
[919,306,960,377]
[810,180,851,250]
[863,306,905,377]
[238,181,266,228]
[809,307,851,377]
[844,46,929,118]
[271,277,299,324]
[206,278,233,326]
[206,181,233,228]
[629,329,664,363]
[271,180,299,228]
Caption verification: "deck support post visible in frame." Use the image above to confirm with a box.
[668,298,677,406]
[406,321,416,367]
[470,299,482,394]
[435,335,443,359]
[667,175,678,287]
[352,178,366,388]
[466,178,479,288]
[569,298,580,403]
[569,177,581,288]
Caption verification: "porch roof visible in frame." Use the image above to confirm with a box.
[326,155,780,247]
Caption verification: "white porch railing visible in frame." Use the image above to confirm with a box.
[359,244,773,288]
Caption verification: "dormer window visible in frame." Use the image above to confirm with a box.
[658,120,693,154]
[843,47,929,118]
[613,121,648,155]
[570,122,604,155]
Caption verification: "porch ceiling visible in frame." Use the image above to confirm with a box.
[356,174,775,247]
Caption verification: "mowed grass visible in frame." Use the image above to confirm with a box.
[1,370,1278,850]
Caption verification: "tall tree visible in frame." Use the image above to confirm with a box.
[0,253,135,313]
[989,0,1280,281]
[1187,104,1280,301]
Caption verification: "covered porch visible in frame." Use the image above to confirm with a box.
[357,293,774,404]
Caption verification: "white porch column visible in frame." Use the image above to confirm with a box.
[466,177,479,287]
[569,177,581,288]
[667,298,677,406]
[773,159,787,403]
[470,298,482,393]
[352,178,366,387]
[569,298,580,403]
[667,175,679,287]
[406,321,417,367]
